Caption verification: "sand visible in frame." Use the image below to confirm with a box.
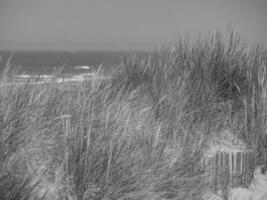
[204,166,267,200]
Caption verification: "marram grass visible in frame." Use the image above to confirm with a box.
[0,30,266,200]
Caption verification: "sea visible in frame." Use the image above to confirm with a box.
[0,50,147,82]
[0,50,265,83]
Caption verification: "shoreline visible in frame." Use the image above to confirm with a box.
[0,73,109,86]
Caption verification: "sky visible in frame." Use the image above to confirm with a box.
[0,0,266,51]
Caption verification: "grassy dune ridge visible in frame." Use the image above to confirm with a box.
[0,30,266,199]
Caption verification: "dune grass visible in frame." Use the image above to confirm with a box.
[0,30,266,200]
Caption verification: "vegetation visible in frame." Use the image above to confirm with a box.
[0,30,266,199]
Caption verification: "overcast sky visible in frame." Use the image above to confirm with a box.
[0,0,266,51]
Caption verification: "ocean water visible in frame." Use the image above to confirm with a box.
[0,51,147,77]
[1,50,265,83]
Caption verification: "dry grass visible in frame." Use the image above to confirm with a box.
[0,30,266,200]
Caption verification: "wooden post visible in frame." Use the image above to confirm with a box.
[229,152,232,187]
[215,152,219,191]
[233,151,237,187]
